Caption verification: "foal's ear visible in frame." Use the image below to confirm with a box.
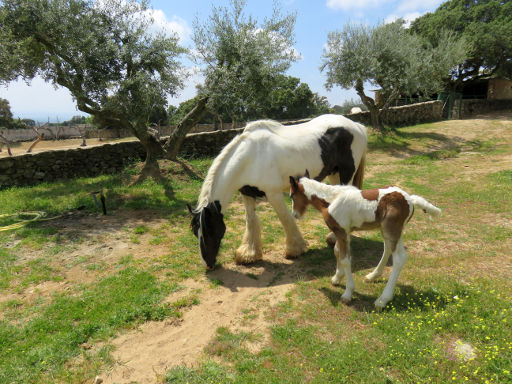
[186,203,194,215]
[304,169,310,179]
[289,176,298,189]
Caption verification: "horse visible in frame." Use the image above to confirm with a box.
[289,172,441,309]
[188,114,368,269]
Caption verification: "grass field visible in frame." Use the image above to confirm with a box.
[0,116,511,383]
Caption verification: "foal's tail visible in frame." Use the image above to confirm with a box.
[410,195,442,217]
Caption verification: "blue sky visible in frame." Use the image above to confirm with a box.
[0,0,444,122]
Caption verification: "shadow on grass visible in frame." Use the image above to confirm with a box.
[319,283,449,314]
[204,235,385,291]
[369,128,466,159]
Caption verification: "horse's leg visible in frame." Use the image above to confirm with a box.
[325,174,341,248]
[266,192,307,258]
[365,235,394,282]
[235,195,263,264]
[374,238,407,310]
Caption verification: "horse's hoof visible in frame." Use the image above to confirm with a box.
[235,245,262,264]
[326,233,336,248]
[284,251,299,259]
[331,274,343,286]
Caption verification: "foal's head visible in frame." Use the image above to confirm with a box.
[289,170,311,219]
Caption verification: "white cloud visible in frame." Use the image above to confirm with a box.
[326,0,391,11]
[396,0,442,14]
[385,12,422,26]
[146,10,191,43]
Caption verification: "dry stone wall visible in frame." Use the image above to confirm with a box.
[0,101,463,188]
[347,100,443,127]
[0,128,243,188]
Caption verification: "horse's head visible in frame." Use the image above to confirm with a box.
[188,201,226,269]
[289,170,311,219]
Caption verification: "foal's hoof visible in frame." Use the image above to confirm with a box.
[326,232,336,248]
[374,297,390,311]
[341,293,352,304]
[364,272,380,283]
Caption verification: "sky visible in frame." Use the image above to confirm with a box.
[0,0,445,122]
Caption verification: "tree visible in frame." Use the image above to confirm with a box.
[260,75,328,120]
[190,0,298,129]
[321,20,467,130]
[1,0,297,180]
[333,98,368,115]
[411,0,512,88]
[0,98,14,128]
[1,0,185,180]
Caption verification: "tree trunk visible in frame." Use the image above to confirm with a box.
[0,133,13,156]
[131,123,166,183]
[163,96,208,161]
[355,80,384,131]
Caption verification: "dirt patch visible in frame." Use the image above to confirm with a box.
[105,257,298,384]
[0,137,136,158]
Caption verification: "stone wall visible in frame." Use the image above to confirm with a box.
[0,102,452,188]
[2,122,246,142]
[347,100,443,127]
[0,128,244,188]
[453,99,512,119]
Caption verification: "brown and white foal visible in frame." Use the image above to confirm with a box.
[289,173,441,309]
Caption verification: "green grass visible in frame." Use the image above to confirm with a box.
[1,120,512,383]
[0,267,181,384]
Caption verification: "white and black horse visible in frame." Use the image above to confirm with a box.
[188,114,368,269]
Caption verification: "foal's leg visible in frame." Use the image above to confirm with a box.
[331,240,345,285]
[332,231,354,303]
[235,195,263,264]
[365,235,394,282]
[266,192,307,258]
[375,238,407,310]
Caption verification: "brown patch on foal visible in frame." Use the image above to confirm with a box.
[361,188,380,201]
[376,191,412,250]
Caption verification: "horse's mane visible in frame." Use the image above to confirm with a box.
[243,119,283,135]
[196,120,285,210]
[300,178,356,203]
[196,132,248,210]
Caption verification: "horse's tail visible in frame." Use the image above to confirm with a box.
[409,195,442,217]
[352,149,366,189]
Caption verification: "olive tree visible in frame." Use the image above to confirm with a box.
[0,0,298,180]
[321,20,467,130]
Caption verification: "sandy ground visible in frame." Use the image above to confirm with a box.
[0,137,136,157]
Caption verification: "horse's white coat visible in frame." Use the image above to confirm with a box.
[196,114,367,263]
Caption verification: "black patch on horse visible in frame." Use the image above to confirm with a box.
[316,127,355,184]
[190,200,226,268]
[239,185,266,199]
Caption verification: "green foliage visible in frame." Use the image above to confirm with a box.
[332,98,368,115]
[0,98,27,129]
[322,20,467,129]
[193,0,299,121]
[411,0,512,84]
[0,0,185,145]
